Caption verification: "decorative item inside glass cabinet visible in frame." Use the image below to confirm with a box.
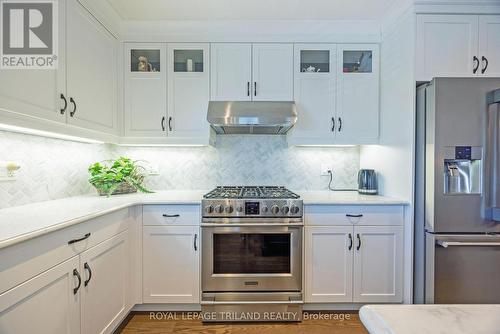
[173,49,204,72]
[131,49,161,72]
[343,50,372,73]
[300,50,330,73]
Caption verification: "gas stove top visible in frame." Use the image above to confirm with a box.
[202,186,302,218]
[203,186,300,199]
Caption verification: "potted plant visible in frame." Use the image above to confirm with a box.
[88,157,154,196]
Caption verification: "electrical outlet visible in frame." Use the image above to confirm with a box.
[320,164,331,176]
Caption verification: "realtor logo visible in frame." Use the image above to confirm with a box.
[1,0,58,69]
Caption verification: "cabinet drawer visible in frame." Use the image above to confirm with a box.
[143,205,200,226]
[305,205,404,226]
[0,208,130,294]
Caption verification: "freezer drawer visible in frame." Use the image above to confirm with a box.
[425,233,500,304]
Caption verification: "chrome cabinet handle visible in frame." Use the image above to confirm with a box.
[254,82,257,96]
[247,82,250,97]
[331,117,335,132]
[168,116,173,131]
[356,233,361,250]
[473,56,480,74]
[348,233,353,251]
[68,233,91,245]
[482,56,489,74]
[60,94,67,114]
[69,97,77,117]
[73,269,81,294]
[162,213,180,218]
[346,214,363,218]
[194,233,198,251]
[161,116,166,131]
[84,262,92,287]
[338,117,342,132]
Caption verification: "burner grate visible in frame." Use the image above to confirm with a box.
[203,186,299,199]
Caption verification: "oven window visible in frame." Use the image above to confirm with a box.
[213,233,291,274]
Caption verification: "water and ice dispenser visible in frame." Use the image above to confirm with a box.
[443,146,482,194]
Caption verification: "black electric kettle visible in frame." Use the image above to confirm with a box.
[358,169,378,195]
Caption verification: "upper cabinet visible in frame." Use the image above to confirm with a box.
[66,0,118,134]
[123,43,210,144]
[290,44,380,145]
[417,15,500,81]
[210,43,294,101]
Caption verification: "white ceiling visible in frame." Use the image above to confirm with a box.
[107,0,400,21]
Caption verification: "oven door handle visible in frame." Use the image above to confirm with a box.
[201,223,303,227]
[437,240,500,248]
[201,300,304,305]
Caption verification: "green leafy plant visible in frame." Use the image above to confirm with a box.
[88,157,153,196]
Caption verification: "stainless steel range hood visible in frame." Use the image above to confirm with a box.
[207,101,297,135]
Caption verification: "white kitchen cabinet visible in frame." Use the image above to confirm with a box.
[292,44,337,140]
[252,44,294,101]
[210,43,252,101]
[143,225,200,303]
[353,225,403,303]
[124,43,167,137]
[479,15,500,77]
[80,231,129,334]
[304,205,404,304]
[416,14,489,81]
[66,0,118,134]
[335,44,379,144]
[0,0,65,123]
[167,43,210,138]
[305,226,353,303]
[0,256,80,334]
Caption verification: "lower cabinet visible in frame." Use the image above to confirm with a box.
[143,225,200,303]
[0,256,81,334]
[305,220,403,303]
[80,231,129,334]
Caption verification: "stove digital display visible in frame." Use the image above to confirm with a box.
[245,202,260,215]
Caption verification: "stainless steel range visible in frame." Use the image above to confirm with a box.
[201,186,303,322]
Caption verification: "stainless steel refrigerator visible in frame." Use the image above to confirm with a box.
[415,78,500,304]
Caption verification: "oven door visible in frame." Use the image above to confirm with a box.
[202,224,302,292]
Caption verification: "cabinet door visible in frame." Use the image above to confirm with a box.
[0,256,80,334]
[0,0,65,123]
[143,225,200,303]
[66,0,118,134]
[124,43,167,137]
[479,15,500,77]
[80,231,129,334]
[353,226,403,303]
[167,43,210,138]
[416,15,479,81]
[305,226,353,303]
[292,45,337,141]
[210,43,252,101]
[252,44,294,101]
[336,45,379,144]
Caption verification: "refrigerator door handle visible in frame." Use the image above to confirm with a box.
[437,240,500,248]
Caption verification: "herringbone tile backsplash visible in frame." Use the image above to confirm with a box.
[0,131,359,208]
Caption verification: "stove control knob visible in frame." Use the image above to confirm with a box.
[290,205,300,214]
[236,206,243,213]
[224,205,234,214]
[205,205,214,214]
[214,205,223,214]
[261,206,269,213]
[281,205,290,214]
[271,205,280,214]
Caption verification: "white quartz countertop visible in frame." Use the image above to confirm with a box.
[0,190,407,250]
[359,304,500,334]
[298,191,408,205]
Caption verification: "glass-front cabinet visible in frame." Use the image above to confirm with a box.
[290,44,380,145]
[173,49,204,72]
[130,49,161,72]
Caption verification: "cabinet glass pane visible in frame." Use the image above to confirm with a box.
[131,49,160,72]
[300,50,329,73]
[174,50,203,72]
[343,50,372,73]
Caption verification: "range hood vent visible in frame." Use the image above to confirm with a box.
[207,101,297,135]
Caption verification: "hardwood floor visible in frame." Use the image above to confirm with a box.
[117,312,368,334]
